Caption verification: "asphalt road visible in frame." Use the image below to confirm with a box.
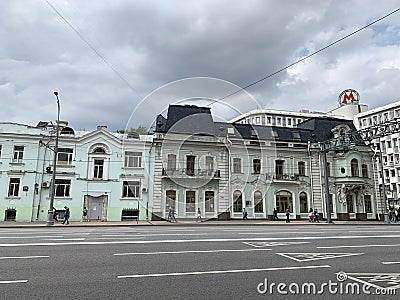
[0,225,399,299]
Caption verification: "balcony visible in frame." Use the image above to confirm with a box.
[266,173,300,182]
[162,168,220,179]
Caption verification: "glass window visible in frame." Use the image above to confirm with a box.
[55,179,71,197]
[275,160,284,179]
[351,159,359,177]
[13,145,24,163]
[167,154,176,171]
[364,195,372,213]
[298,161,306,176]
[300,192,308,213]
[233,158,241,173]
[57,148,73,165]
[165,190,176,212]
[253,158,261,174]
[362,164,368,178]
[8,178,20,197]
[276,191,292,212]
[233,190,243,212]
[186,155,195,176]
[205,156,214,176]
[186,191,196,212]
[124,151,142,168]
[205,191,215,212]
[93,147,106,154]
[347,195,354,213]
[94,159,104,179]
[122,181,140,198]
[254,191,263,213]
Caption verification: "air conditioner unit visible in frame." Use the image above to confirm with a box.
[142,187,148,193]
[42,181,50,188]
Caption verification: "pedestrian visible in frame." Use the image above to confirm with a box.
[308,208,314,223]
[62,206,70,225]
[242,208,248,220]
[170,207,177,223]
[314,208,320,223]
[53,207,58,222]
[82,206,88,222]
[285,208,290,223]
[197,208,203,222]
[273,208,278,220]
[394,208,398,223]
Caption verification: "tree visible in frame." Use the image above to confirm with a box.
[117,125,149,135]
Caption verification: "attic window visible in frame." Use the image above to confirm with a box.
[227,128,235,135]
[272,130,278,138]
[93,147,106,154]
[292,132,301,140]
[60,127,75,135]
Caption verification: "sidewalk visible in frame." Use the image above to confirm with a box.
[0,219,397,228]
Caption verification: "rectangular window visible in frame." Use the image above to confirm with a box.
[94,159,104,179]
[55,179,71,197]
[122,181,140,198]
[13,145,24,163]
[186,155,195,176]
[364,195,372,213]
[275,160,284,179]
[205,156,214,176]
[298,161,306,176]
[124,151,142,168]
[186,191,196,212]
[253,158,261,174]
[57,148,73,165]
[205,191,215,212]
[347,195,354,213]
[362,164,368,178]
[326,162,331,177]
[167,154,176,171]
[233,158,241,173]
[8,178,20,197]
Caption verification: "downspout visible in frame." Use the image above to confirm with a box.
[36,140,48,220]
[307,140,314,208]
[147,138,154,222]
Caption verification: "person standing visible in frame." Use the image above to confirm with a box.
[62,206,70,225]
[82,206,88,222]
[242,208,248,220]
[285,208,290,223]
[197,208,203,222]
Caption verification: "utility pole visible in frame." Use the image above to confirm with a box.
[46,91,60,226]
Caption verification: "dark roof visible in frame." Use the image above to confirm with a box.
[297,118,357,141]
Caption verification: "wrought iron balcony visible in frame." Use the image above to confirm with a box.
[162,168,220,179]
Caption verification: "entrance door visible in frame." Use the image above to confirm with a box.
[85,195,104,221]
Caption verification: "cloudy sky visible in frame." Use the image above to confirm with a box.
[1,0,399,131]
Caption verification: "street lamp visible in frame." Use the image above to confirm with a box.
[46,91,60,226]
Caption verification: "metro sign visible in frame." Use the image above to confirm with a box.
[338,89,360,106]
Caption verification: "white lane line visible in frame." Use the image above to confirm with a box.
[45,238,86,241]
[0,236,64,239]
[349,230,400,233]
[114,248,272,256]
[1,234,400,247]
[0,280,28,284]
[101,233,207,237]
[238,232,324,235]
[0,256,49,260]
[117,265,331,279]
[382,261,400,265]
[277,252,363,262]
[317,243,400,249]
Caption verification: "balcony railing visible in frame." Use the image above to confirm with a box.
[162,168,220,178]
[266,173,300,181]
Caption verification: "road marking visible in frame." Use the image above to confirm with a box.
[117,265,331,279]
[45,238,86,241]
[317,243,400,249]
[1,234,400,247]
[0,256,49,260]
[243,241,309,247]
[114,248,272,256]
[343,273,400,290]
[277,253,363,262]
[0,280,28,284]
[101,233,207,237]
[0,236,64,239]
[382,261,400,265]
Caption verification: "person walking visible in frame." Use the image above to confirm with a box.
[314,208,320,223]
[285,208,290,223]
[243,208,248,220]
[273,208,278,220]
[197,208,203,222]
[62,206,70,225]
[82,206,88,222]
[308,208,314,223]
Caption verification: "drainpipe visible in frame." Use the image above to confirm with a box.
[36,140,48,220]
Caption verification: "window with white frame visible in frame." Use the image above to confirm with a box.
[57,148,73,165]
[55,179,71,197]
[94,159,104,179]
[122,181,140,198]
[8,178,21,197]
[124,151,142,168]
[167,154,176,171]
[205,156,214,175]
[298,161,306,176]
[205,191,215,212]
[233,158,241,173]
[254,191,263,213]
[13,145,24,163]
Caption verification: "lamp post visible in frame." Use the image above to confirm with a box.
[46,91,60,226]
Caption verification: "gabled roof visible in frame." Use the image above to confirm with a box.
[297,117,357,141]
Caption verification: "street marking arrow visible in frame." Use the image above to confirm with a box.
[277,252,363,262]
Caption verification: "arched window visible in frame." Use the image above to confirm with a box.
[351,159,359,177]
[299,192,308,213]
[233,190,243,212]
[93,147,106,154]
[276,191,293,212]
[254,191,263,213]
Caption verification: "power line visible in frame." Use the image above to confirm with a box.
[216,7,400,102]
[44,0,138,95]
